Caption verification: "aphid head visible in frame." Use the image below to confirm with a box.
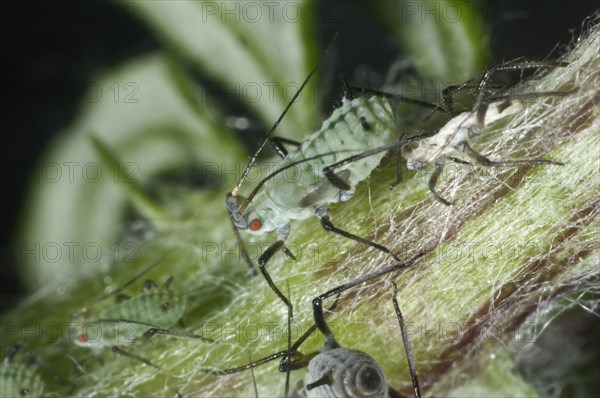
[226,193,273,234]
[226,193,249,230]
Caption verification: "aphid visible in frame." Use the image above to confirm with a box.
[400,60,573,205]
[0,344,64,398]
[70,262,212,369]
[201,253,424,398]
[227,62,439,288]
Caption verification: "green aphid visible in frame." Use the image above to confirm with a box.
[0,345,50,398]
[70,263,211,369]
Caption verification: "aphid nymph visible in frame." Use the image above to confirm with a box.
[0,344,62,398]
[70,263,212,369]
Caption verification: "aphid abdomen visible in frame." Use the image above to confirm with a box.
[302,348,389,398]
[73,289,189,346]
[245,96,397,232]
[258,97,396,218]
[0,363,45,398]
[100,290,185,328]
[299,96,397,187]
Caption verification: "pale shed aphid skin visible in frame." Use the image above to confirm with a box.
[400,60,573,205]
[199,253,424,398]
[70,263,212,369]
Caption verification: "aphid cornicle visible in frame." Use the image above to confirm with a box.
[70,263,212,369]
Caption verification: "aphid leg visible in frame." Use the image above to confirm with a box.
[316,206,402,262]
[229,213,257,274]
[271,136,303,155]
[311,252,425,341]
[303,254,424,397]
[199,295,340,377]
[279,294,342,372]
[319,131,439,190]
[323,166,352,190]
[256,236,295,388]
[473,61,570,110]
[458,141,564,167]
[346,86,443,112]
[111,346,161,370]
[442,82,506,116]
[248,352,259,398]
[306,373,333,390]
[284,280,292,397]
[428,160,453,206]
[487,87,578,105]
[447,156,472,165]
[389,148,404,190]
[392,282,421,398]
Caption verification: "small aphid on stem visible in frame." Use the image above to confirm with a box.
[69,262,212,370]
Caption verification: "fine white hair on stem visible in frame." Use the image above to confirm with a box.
[12,15,599,398]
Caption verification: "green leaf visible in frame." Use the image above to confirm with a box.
[369,0,489,84]
[89,135,170,224]
[18,53,246,288]
[121,0,319,138]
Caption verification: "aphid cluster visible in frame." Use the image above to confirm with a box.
[4,46,579,398]
[207,58,573,397]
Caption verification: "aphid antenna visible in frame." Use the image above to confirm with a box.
[91,318,214,343]
[230,33,339,199]
[346,85,447,113]
[284,280,292,397]
[65,353,99,382]
[90,260,162,304]
[249,352,259,398]
[101,317,211,371]
[441,60,571,114]
[392,282,421,398]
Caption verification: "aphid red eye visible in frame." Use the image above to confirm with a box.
[77,334,88,343]
[249,219,262,231]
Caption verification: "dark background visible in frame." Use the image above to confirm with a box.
[1,0,598,306]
